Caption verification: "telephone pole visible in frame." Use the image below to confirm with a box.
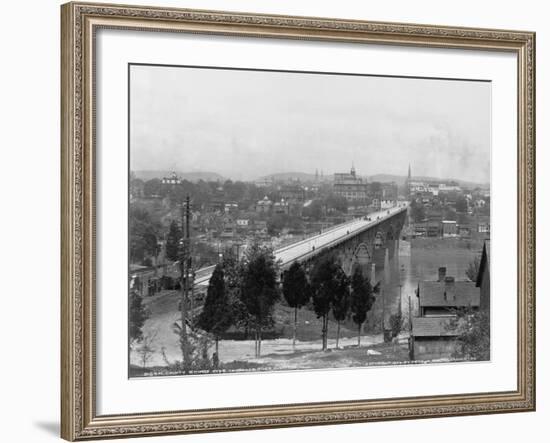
[179,195,193,374]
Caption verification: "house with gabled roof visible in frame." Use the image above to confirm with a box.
[411,267,480,361]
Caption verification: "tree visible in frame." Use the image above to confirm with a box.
[267,213,291,236]
[410,199,426,223]
[369,181,382,195]
[331,270,350,349]
[143,178,162,197]
[302,199,323,220]
[197,264,233,365]
[450,309,490,361]
[350,268,379,347]
[240,244,280,357]
[456,196,468,213]
[165,220,182,262]
[135,331,157,370]
[465,256,481,282]
[444,207,457,221]
[129,207,159,265]
[310,254,341,351]
[324,194,348,213]
[282,262,311,350]
[220,254,252,338]
[389,313,403,339]
[129,289,148,343]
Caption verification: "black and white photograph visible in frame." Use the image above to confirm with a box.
[128,64,491,377]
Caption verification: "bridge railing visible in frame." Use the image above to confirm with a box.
[194,203,408,286]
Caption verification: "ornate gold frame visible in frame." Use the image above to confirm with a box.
[61,2,536,440]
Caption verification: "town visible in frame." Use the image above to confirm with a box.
[128,164,491,376]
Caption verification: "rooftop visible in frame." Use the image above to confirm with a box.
[412,316,460,337]
[418,280,479,308]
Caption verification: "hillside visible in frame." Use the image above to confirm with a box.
[133,170,226,182]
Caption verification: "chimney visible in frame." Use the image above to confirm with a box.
[438,267,447,282]
[444,276,455,301]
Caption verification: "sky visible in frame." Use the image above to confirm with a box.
[130,64,491,184]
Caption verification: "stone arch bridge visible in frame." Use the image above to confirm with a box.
[194,203,408,290]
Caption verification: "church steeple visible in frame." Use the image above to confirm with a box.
[408,163,411,180]
[350,162,356,177]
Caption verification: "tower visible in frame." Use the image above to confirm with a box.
[350,162,356,178]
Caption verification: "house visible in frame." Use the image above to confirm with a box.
[411,267,480,360]
[411,317,461,361]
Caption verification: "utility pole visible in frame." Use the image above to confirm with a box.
[408,292,414,361]
[179,195,193,374]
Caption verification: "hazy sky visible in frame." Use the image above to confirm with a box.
[130,65,491,183]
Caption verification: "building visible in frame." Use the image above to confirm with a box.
[224,202,239,213]
[273,198,290,214]
[416,270,480,317]
[161,172,182,186]
[255,196,273,213]
[441,220,458,237]
[333,165,368,202]
[477,216,490,235]
[411,316,460,360]
[254,177,274,188]
[411,267,480,360]
[438,182,461,192]
[458,225,472,237]
[279,185,306,202]
[381,182,399,201]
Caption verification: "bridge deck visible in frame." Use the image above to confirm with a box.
[194,203,408,287]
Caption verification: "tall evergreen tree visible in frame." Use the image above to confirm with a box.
[165,220,182,262]
[240,244,279,357]
[197,264,233,364]
[282,262,311,350]
[310,254,341,351]
[332,270,350,349]
[350,268,379,347]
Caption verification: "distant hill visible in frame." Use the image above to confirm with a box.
[258,172,487,189]
[133,170,226,182]
[367,174,407,185]
[257,172,319,182]
[368,174,488,189]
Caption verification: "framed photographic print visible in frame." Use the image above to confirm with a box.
[61,1,536,440]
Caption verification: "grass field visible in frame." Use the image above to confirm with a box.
[131,339,411,377]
